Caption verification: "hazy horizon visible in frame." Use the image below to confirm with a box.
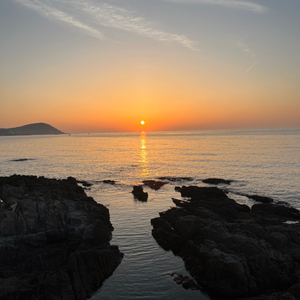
[1,122,300,135]
[1,0,300,133]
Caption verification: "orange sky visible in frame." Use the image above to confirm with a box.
[1,0,300,133]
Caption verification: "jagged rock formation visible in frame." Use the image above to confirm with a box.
[0,175,123,300]
[0,123,65,136]
[151,185,300,300]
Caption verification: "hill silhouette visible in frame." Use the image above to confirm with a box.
[0,123,65,136]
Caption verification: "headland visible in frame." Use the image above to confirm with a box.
[0,123,65,136]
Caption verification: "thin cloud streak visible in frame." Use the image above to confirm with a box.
[71,1,197,50]
[13,0,197,50]
[14,0,105,39]
[163,0,267,13]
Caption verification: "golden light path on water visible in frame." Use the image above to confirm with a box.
[140,131,149,178]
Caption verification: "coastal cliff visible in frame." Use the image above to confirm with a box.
[0,175,123,300]
[0,123,65,136]
[152,185,300,300]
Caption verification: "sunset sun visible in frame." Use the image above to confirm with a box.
[140,120,145,125]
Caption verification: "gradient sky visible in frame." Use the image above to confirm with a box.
[0,0,299,133]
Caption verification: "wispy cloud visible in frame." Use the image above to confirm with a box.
[163,0,267,13]
[73,1,197,49]
[13,0,197,50]
[14,0,105,39]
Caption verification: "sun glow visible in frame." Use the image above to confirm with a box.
[140,120,145,125]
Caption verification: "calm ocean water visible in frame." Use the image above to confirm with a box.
[1,128,300,299]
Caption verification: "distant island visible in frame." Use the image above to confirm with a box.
[0,123,65,136]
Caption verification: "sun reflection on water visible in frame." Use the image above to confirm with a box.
[140,131,149,178]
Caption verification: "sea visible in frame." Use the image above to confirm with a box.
[0,128,300,300]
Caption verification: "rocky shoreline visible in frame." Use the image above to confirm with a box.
[0,175,123,300]
[3,174,300,300]
[151,184,300,300]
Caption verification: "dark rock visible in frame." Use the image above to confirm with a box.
[0,175,123,300]
[67,176,78,184]
[170,273,200,290]
[103,180,115,185]
[171,273,185,285]
[172,198,189,207]
[276,201,292,207]
[132,185,148,201]
[249,195,274,203]
[158,177,193,182]
[142,180,167,190]
[237,292,297,300]
[287,283,300,299]
[202,178,232,185]
[67,177,93,187]
[251,203,300,219]
[77,180,93,187]
[176,185,228,199]
[151,185,300,299]
[10,158,35,162]
[151,217,174,232]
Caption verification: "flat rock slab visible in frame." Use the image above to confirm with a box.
[151,185,300,300]
[0,175,123,300]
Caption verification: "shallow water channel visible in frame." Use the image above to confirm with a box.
[89,183,210,300]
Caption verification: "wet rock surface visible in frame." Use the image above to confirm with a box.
[151,184,300,300]
[0,175,123,300]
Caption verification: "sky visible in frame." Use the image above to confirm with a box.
[0,0,299,133]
